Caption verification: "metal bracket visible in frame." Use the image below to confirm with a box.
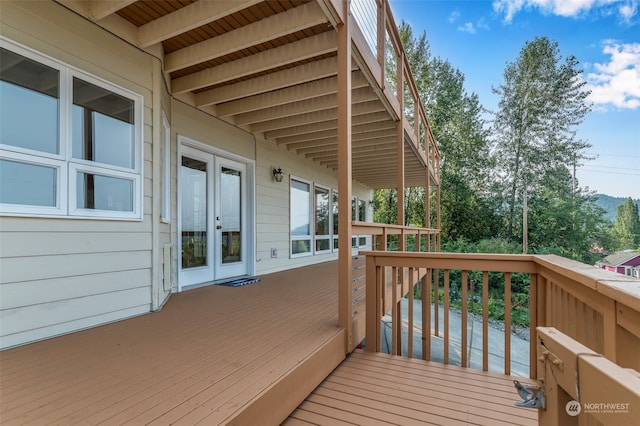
[513,380,545,409]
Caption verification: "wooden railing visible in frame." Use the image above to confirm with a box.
[536,327,640,425]
[347,222,439,351]
[347,0,441,186]
[359,252,640,380]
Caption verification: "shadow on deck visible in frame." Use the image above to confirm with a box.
[0,260,537,425]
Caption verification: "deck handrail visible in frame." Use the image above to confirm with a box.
[352,221,440,253]
[357,251,640,379]
[536,327,640,425]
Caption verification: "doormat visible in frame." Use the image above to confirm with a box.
[217,277,261,287]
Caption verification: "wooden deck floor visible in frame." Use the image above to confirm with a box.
[286,350,538,426]
[1,259,539,426]
[0,261,345,425]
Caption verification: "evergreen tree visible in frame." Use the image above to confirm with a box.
[611,197,640,249]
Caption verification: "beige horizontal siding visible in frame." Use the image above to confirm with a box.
[0,1,155,348]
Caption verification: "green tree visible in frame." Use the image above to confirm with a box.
[611,197,640,249]
[526,165,609,263]
[492,37,592,243]
[395,22,497,243]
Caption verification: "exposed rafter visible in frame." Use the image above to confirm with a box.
[165,2,327,73]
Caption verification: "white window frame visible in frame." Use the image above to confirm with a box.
[290,176,313,258]
[313,184,331,254]
[0,38,143,220]
[332,189,339,252]
[161,112,171,223]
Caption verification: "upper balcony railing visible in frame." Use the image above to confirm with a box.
[356,251,640,424]
[348,0,440,185]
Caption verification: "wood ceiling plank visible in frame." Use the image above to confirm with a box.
[233,87,376,126]
[195,56,337,106]
[217,72,368,117]
[172,31,336,94]
[165,2,327,72]
[138,0,263,47]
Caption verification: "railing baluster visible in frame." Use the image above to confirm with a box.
[408,267,414,358]
[504,272,511,375]
[444,269,450,364]
[434,268,439,337]
[391,266,398,356]
[482,271,489,372]
[396,268,403,356]
[423,269,431,361]
[529,273,537,379]
[461,270,468,368]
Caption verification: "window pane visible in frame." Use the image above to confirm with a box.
[359,236,367,246]
[315,187,329,236]
[315,238,330,252]
[292,239,311,255]
[291,179,310,236]
[0,159,56,207]
[76,172,133,212]
[0,48,59,154]
[73,78,135,169]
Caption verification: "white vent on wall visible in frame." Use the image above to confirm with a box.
[163,243,174,291]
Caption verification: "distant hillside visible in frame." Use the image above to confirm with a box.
[595,194,640,222]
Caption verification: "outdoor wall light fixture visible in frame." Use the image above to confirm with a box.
[273,167,284,183]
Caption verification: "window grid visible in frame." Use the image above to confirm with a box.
[290,176,368,258]
[0,39,143,220]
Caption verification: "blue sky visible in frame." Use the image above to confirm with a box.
[388,0,640,198]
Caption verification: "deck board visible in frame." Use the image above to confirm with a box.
[285,350,538,426]
[0,262,344,425]
[2,259,538,426]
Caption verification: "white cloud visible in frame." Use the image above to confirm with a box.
[619,0,638,21]
[449,10,461,23]
[492,0,637,21]
[458,22,477,33]
[586,41,640,109]
[456,18,490,34]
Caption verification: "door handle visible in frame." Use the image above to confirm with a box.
[216,225,222,230]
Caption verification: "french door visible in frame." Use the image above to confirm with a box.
[179,145,247,288]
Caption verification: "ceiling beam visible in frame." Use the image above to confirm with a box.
[251,100,384,133]
[172,31,337,94]
[88,0,136,21]
[195,56,338,106]
[138,0,263,47]
[217,71,368,117]
[165,2,327,72]
[233,87,376,126]
[276,119,395,146]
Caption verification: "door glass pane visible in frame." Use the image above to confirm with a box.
[358,199,366,222]
[332,191,338,236]
[0,159,56,207]
[0,48,59,154]
[221,167,241,264]
[72,78,135,169]
[181,157,207,269]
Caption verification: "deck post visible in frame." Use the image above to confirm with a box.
[337,0,353,354]
[396,51,405,251]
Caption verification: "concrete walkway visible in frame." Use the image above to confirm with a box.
[381,299,530,377]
